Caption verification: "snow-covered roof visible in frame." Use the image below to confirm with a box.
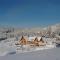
[28,36,41,41]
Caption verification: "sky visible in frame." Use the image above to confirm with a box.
[0,0,60,28]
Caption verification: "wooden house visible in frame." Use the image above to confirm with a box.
[39,37,46,46]
[33,37,46,46]
[40,37,44,43]
[15,36,46,47]
[33,37,40,46]
[19,36,28,45]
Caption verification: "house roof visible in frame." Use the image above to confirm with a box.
[28,36,42,41]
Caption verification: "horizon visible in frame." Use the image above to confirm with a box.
[0,0,60,28]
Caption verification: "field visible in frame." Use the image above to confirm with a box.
[0,47,60,60]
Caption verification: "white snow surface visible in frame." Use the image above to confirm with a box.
[0,37,56,56]
[28,36,41,41]
[0,48,60,60]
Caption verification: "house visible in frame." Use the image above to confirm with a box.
[39,37,46,46]
[15,36,46,47]
[19,36,28,45]
[33,37,39,46]
[33,37,46,46]
[15,36,28,45]
[40,37,44,42]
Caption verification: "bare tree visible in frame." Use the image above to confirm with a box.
[47,26,52,37]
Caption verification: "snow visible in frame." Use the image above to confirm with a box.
[0,48,60,60]
[28,36,41,41]
[0,38,17,56]
[28,36,36,41]
[0,37,56,56]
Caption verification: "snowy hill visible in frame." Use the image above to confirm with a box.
[0,48,60,60]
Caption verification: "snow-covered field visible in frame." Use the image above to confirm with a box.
[0,48,60,60]
[0,37,56,56]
